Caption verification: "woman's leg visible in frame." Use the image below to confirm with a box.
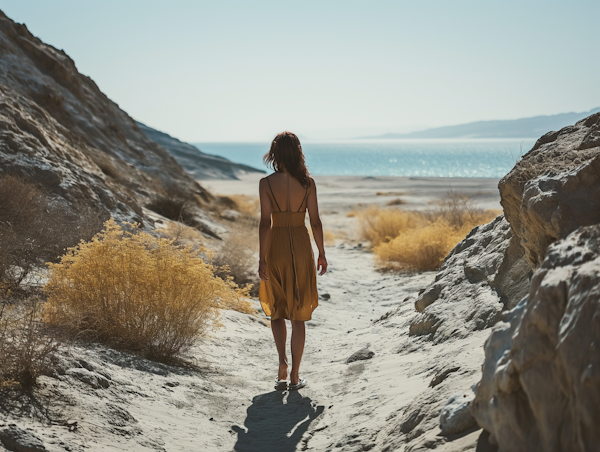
[290,320,305,385]
[271,318,288,380]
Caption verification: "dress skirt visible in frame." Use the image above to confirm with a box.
[259,211,318,321]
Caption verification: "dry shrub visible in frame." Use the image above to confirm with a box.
[0,175,102,291]
[358,206,422,247]
[146,183,196,224]
[212,218,259,302]
[358,192,499,270]
[374,221,475,270]
[0,294,58,388]
[228,195,260,218]
[376,191,405,196]
[386,198,406,206]
[160,221,205,245]
[324,229,337,246]
[44,219,248,361]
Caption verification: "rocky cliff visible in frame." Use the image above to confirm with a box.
[409,111,600,451]
[0,10,219,226]
[137,122,264,180]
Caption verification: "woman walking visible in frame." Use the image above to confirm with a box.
[258,131,327,391]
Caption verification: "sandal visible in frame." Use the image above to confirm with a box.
[288,378,306,391]
[274,378,287,391]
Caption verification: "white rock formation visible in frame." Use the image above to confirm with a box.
[472,225,600,452]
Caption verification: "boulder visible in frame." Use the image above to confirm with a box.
[439,391,477,436]
[409,216,530,342]
[472,225,600,452]
[0,425,46,452]
[499,112,600,268]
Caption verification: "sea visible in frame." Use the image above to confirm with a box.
[193,139,536,178]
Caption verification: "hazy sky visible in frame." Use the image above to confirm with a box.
[1,1,598,142]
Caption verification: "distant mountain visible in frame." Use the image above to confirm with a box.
[367,108,600,139]
[137,122,264,180]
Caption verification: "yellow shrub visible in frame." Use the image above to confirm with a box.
[358,206,422,246]
[357,196,500,271]
[44,219,247,361]
[374,221,473,271]
[229,195,260,218]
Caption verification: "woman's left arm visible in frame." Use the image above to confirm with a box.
[258,178,272,280]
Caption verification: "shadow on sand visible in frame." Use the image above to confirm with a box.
[233,390,324,452]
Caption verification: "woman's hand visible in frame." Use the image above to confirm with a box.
[317,253,328,276]
[258,259,269,281]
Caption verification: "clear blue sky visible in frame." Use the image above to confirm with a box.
[1,1,598,142]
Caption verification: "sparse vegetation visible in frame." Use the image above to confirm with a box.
[0,175,102,291]
[358,192,499,270]
[146,183,196,224]
[0,295,58,388]
[213,218,259,300]
[44,219,249,362]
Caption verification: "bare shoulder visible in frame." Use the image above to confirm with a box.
[309,177,317,191]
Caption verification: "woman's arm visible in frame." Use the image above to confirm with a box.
[258,178,272,280]
[306,178,328,275]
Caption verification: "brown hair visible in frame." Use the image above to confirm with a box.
[263,131,310,188]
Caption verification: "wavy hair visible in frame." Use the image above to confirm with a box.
[263,131,310,188]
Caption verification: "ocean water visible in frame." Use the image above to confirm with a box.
[193,139,536,178]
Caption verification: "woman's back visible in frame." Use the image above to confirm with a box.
[264,172,310,213]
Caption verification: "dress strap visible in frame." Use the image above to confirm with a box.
[297,181,310,212]
[266,176,282,212]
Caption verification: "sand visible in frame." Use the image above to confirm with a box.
[0,175,501,451]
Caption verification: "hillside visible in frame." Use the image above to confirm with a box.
[369,108,600,139]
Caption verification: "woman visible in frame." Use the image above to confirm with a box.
[258,131,327,391]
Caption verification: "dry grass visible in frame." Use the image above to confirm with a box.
[324,229,337,246]
[358,192,499,270]
[228,195,260,218]
[44,219,249,362]
[0,294,58,388]
[212,218,259,302]
[0,175,102,291]
[160,221,205,245]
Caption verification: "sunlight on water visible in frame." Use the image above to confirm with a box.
[193,139,536,178]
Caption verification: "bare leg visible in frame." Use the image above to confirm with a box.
[271,319,288,380]
[290,320,305,385]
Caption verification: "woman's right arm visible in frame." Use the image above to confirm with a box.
[306,178,328,275]
[258,178,272,280]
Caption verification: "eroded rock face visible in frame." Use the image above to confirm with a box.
[472,225,600,452]
[409,216,530,342]
[0,11,211,223]
[499,112,600,268]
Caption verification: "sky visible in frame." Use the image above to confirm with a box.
[0,1,598,142]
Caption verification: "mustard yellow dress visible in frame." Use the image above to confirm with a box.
[259,176,318,321]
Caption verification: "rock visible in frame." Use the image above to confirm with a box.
[0,425,46,452]
[429,366,460,388]
[499,111,600,268]
[320,293,331,300]
[346,347,374,364]
[409,216,530,342]
[439,392,477,435]
[220,209,240,221]
[472,225,600,452]
[66,368,111,389]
